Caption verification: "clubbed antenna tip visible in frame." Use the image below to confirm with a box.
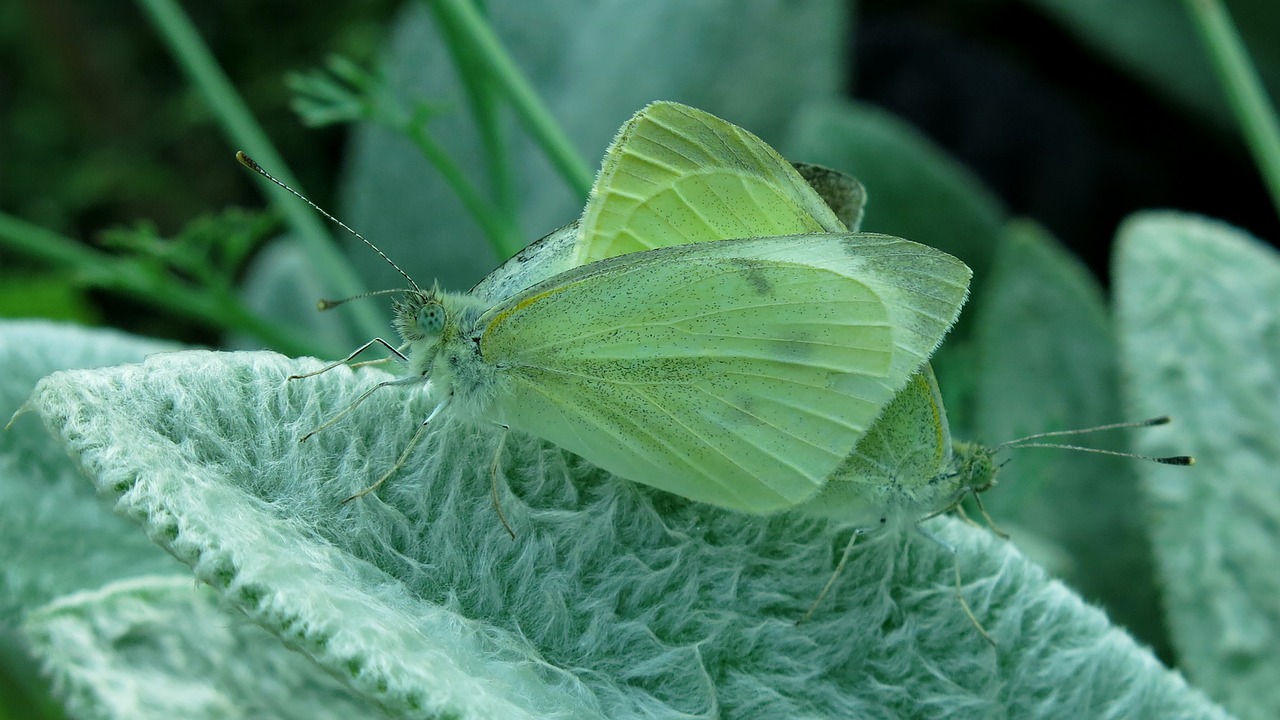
[234,150,421,293]
[316,288,408,312]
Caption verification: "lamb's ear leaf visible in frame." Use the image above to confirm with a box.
[2,322,388,719]
[1117,211,1280,720]
[23,576,377,720]
[25,348,1231,718]
[0,321,181,719]
[1,320,185,622]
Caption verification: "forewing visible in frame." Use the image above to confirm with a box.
[576,102,846,265]
[469,221,582,307]
[481,234,970,513]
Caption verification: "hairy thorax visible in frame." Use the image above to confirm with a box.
[394,287,506,422]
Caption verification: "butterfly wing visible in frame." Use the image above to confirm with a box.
[793,364,957,525]
[791,162,866,232]
[575,102,847,265]
[473,104,868,307]
[469,221,582,307]
[479,234,970,513]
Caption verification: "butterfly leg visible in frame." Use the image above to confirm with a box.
[342,396,448,504]
[915,525,996,646]
[346,356,397,370]
[288,338,407,380]
[798,522,882,625]
[970,491,1010,539]
[5,403,31,431]
[300,375,427,442]
[489,424,516,540]
[921,487,1010,540]
[953,502,980,528]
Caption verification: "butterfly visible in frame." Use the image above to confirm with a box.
[269,101,970,516]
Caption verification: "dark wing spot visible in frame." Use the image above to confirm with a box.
[725,257,773,295]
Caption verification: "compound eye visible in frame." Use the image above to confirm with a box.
[418,303,445,335]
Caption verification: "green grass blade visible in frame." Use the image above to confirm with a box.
[1184,0,1280,219]
[428,0,593,199]
[135,0,387,347]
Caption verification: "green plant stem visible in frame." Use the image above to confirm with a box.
[0,212,102,269]
[430,3,518,228]
[404,119,524,259]
[135,0,388,344]
[0,211,324,358]
[428,0,594,200]
[1185,0,1280,220]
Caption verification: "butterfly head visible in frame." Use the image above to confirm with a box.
[391,285,452,379]
[942,417,1194,538]
[394,285,448,344]
[951,441,1000,497]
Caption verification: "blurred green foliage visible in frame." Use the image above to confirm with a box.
[0,1,398,342]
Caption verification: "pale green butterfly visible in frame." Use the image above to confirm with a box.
[240,163,962,527]
[496,102,1191,639]
[456,101,999,624]
[241,102,970,520]
[556,103,988,531]
[537,101,1004,622]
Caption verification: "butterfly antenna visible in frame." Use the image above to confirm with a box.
[316,288,407,311]
[994,416,1172,450]
[235,151,421,293]
[1001,442,1194,465]
[992,415,1195,465]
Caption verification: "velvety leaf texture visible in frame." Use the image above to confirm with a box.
[24,576,379,720]
[25,349,1231,719]
[1116,211,1280,720]
[2,321,390,719]
[0,321,183,622]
